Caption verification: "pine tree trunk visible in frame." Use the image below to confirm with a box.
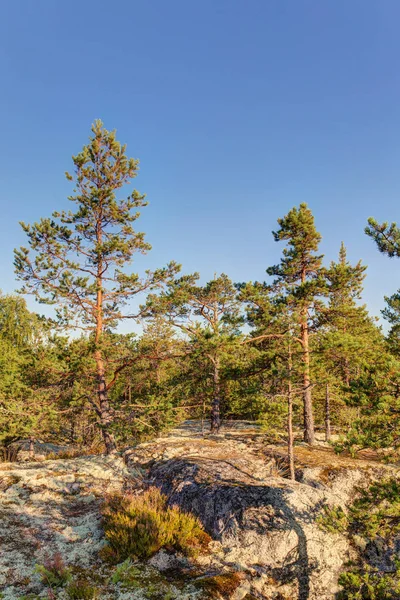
[325,382,331,442]
[95,242,117,455]
[287,344,295,480]
[301,309,315,444]
[95,350,117,454]
[210,355,221,433]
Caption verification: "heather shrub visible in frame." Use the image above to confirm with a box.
[101,486,210,562]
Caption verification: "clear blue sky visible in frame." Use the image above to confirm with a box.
[0,1,399,325]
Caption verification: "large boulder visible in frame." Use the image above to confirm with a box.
[148,449,350,599]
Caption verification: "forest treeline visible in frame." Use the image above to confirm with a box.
[2,121,400,460]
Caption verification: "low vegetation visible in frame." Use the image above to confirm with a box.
[101,486,211,563]
[318,478,400,599]
[35,553,72,588]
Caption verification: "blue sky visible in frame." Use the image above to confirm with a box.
[0,0,400,326]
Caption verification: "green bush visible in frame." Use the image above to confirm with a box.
[349,479,400,539]
[338,566,400,599]
[335,479,400,599]
[101,487,211,562]
[35,553,72,588]
[317,505,348,534]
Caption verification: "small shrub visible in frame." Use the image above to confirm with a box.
[65,580,99,599]
[101,487,211,562]
[317,505,348,534]
[110,559,141,587]
[349,478,400,539]
[338,566,400,599]
[35,553,72,588]
[335,480,400,598]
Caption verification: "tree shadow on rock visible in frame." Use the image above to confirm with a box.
[150,457,324,600]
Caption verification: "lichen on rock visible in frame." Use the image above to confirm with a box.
[1,420,398,599]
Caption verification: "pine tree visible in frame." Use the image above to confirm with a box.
[267,203,325,444]
[318,243,373,384]
[0,294,56,457]
[14,121,179,453]
[365,217,400,257]
[239,280,304,475]
[146,273,242,431]
[365,217,400,351]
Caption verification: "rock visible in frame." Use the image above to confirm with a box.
[1,420,398,600]
[149,454,350,599]
[0,455,131,597]
[148,548,190,571]
[132,420,397,600]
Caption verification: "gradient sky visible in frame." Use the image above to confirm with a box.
[1,1,400,327]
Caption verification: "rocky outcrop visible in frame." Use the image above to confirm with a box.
[127,421,395,600]
[0,421,396,599]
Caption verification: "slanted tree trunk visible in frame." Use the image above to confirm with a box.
[301,307,315,445]
[287,344,295,480]
[325,382,331,443]
[210,355,221,433]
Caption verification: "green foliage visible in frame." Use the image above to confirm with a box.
[145,273,244,429]
[101,486,211,562]
[349,478,400,539]
[110,559,141,586]
[338,565,400,600]
[0,293,59,455]
[35,553,72,588]
[338,354,400,455]
[317,505,348,534]
[334,479,400,598]
[258,399,290,439]
[267,203,325,299]
[365,218,400,258]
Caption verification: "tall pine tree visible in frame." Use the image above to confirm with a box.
[14,121,179,453]
[267,204,325,444]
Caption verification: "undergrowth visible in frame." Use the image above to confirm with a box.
[35,553,72,588]
[317,505,348,534]
[65,580,100,599]
[318,478,400,599]
[101,486,211,563]
[338,564,400,600]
